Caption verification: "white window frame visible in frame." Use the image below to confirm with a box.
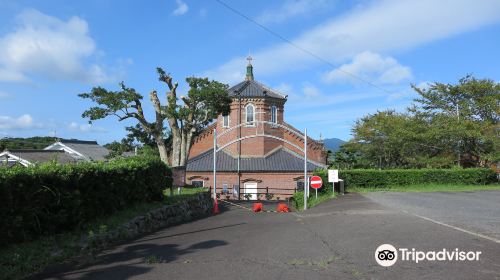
[191,180,204,187]
[271,105,278,124]
[245,103,255,126]
[222,115,230,128]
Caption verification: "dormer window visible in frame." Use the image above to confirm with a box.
[271,105,277,124]
[245,103,255,126]
[222,115,229,128]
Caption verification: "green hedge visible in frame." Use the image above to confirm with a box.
[314,168,496,188]
[0,156,171,245]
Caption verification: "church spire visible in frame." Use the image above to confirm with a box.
[245,56,254,81]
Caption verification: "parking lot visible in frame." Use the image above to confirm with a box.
[364,190,500,241]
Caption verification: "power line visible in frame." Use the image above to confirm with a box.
[214,0,394,95]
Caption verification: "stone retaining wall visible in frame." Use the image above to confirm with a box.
[81,192,213,253]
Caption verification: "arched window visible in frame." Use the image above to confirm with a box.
[271,105,277,124]
[245,104,255,125]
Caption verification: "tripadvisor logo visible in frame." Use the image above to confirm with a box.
[375,244,481,267]
[375,244,398,267]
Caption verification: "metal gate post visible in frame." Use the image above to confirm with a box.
[304,128,308,210]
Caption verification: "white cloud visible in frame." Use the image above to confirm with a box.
[205,0,500,84]
[0,91,10,99]
[256,0,330,24]
[288,89,387,110]
[68,121,106,133]
[0,9,124,84]
[386,80,429,101]
[0,68,27,82]
[386,89,413,102]
[0,114,42,130]
[173,0,189,16]
[323,51,412,85]
[415,80,431,90]
[274,82,293,95]
[302,82,321,97]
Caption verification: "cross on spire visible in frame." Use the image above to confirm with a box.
[245,56,254,81]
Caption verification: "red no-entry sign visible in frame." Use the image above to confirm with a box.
[310,175,323,189]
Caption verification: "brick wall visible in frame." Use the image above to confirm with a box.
[186,171,316,199]
[189,97,328,165]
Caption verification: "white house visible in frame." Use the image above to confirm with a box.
[0,149,77,167]
[44,139,109,161]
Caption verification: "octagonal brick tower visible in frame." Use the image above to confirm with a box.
[222,57,287,157]
[188,58,327,164]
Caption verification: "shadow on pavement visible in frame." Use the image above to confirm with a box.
[32,240,229,280]
[138,223,246,243]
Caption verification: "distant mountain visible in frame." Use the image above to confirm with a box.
[322,138,346,153]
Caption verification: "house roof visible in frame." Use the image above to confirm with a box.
[186,147,325,172]
[46,139,109,161]
[0,149,77,165]
[228,80,287,100]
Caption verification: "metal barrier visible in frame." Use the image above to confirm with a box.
[209,186,296,200]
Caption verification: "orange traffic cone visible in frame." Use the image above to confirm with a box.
[276,203,290,212]
[253,202,263,212]
[213,199,220,214]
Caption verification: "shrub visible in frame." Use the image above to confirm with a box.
[291,169,335,210]
[0,156,171,246]
[324,168,496,188]
[312,169,331,193]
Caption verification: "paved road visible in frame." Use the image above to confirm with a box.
[364,190,500,241]
[35,192,500,280]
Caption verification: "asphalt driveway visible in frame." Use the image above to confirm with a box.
[363,190,500,241]
[34,192,500,280]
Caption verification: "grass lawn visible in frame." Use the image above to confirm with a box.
[0,187,207,280]
[349,183,500,193]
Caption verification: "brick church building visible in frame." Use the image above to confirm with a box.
[186,58,327,199]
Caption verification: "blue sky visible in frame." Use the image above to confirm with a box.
[0,0,499,144]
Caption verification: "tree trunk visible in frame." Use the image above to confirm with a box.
[155,135,169,165]
[170,131,181,167]
[178,129,195,167]
[180,130,187,166]
[155,135,174,195]
[184,129,195,166]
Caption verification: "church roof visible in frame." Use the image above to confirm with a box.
[228,80,287,100]
[186,147,325,172]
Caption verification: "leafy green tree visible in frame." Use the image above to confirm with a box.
[343,75,499,169]
[347,110,410,168]
[79,68,231,168]
[123,123,159,148]
[0,137,56,151]
[330,143,363,169]
[105,124,172,159]
[412,75,499,167]
[104,141,133,158]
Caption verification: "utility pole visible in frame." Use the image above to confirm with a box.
[213,129,217,199]
[237,90,241,200]
[304,128,308,210]
[456,103,461,167]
